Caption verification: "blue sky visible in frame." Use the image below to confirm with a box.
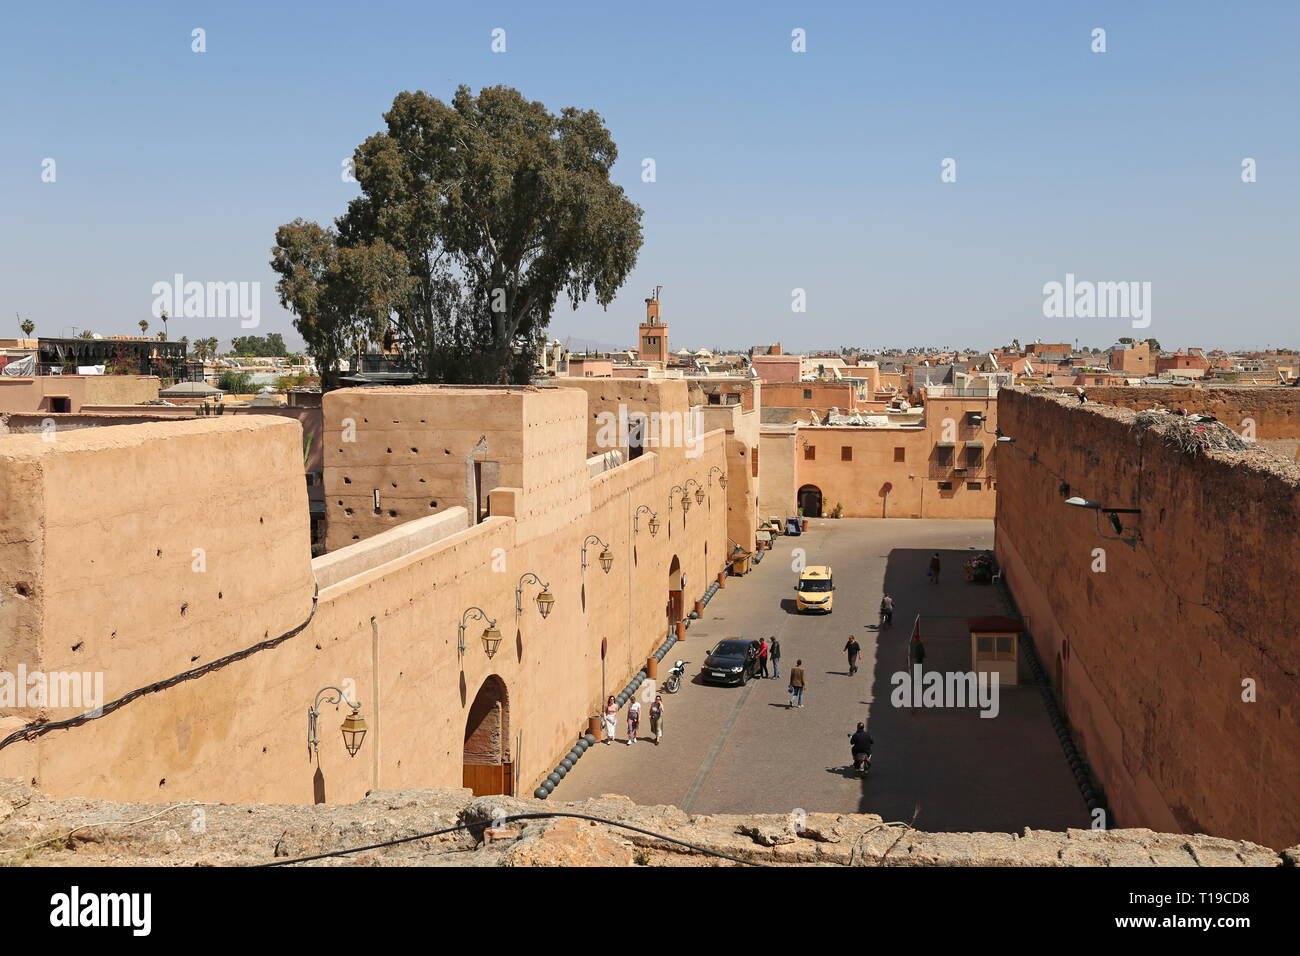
[3,1,1297,352]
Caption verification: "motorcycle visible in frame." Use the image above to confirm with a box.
[879,605,893,628]
[847,733,873,776]
[664,659,687,694]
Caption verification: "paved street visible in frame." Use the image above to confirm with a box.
[554,518,1087,833]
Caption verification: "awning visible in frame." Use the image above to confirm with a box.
[966,441,984,447]
[935,441,956,448]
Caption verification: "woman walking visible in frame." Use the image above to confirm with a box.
[602,695,618,744]
[626,698,641,745]
[649,695,664,744]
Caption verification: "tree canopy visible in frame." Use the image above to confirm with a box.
[271,85,643,386]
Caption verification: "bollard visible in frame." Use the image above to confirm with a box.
[694,599,704,617]
[675,620,686,640]
[717,571,727,588]
[646,657,658,679]
[588,714,603,741]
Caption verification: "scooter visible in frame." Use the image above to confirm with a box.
[847,734,873,776]
[664,659,687,694]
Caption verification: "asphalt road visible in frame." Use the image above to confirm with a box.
[553,518,1088,834]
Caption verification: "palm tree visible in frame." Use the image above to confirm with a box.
[19,317,34,338]
[139,319,149,338]
[159,309,169,341]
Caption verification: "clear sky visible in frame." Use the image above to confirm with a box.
[3,1,1297,353]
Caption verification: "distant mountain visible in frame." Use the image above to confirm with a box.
[557,335,630,354]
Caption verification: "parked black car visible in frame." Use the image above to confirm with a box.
[701,638,760,686]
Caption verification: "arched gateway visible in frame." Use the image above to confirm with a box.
[463,675,513,796]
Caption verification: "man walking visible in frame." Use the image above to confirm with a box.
[844,635,862,676]
[770,636,782,680]
[788,659,806,708]
[928,552,942,585]
[909,633,927,670]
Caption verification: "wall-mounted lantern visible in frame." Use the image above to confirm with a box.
[459,605,502,658]
[669,484,691,514]
[634,505,660,538]
[516,572,555,620]
[685,477,705,505]
[708,465,728,489]
[308,686,367,759]
[582,534,614,574]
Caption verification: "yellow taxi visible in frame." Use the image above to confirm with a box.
[794,565,835,613]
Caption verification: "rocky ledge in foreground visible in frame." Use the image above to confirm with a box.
[1,779,1293,867]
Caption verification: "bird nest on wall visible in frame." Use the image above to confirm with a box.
[1132,410,1250,456]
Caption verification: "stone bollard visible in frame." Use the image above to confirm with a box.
[694,599,704,617]
[646,657,658,679]
[588,714,603,741]
[717,571,727,588]
[675,620,686,640]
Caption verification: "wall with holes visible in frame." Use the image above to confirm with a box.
[0,383,734,806]
[994,388,1300,850]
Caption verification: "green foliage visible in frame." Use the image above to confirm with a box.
[274,372,309,391]
[230,333,288,356]
[19,318,34,337]
[272,85,644,386]
[217,370,255,393]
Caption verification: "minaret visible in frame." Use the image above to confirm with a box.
[637,286,668,364]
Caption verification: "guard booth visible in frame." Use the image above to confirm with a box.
[968,616,1021,686]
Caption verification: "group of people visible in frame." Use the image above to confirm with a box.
[597,581,932,744]
[602,694,665,746]
[744,636,781,679]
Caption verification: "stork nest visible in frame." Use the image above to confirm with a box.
[1132,411,1250,456]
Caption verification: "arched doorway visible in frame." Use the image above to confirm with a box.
[798,485,823,518]
[463,675,513,796]
[666,555,683,633]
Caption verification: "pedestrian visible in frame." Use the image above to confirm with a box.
[879,594,893,626]
[649,695,664,744]
[626,698,640,745]
[910,633,927,670]
[788,660,806,708]
[770,637,782,680]
[928,552,941,585]
[758,637,770,679]
[844,635,862,676]
[602,695,618,744]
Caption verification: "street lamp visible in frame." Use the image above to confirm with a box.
[670,484,691,514]
[1065,496,1142,545]
[459,606,502,658]
[516,572,555,620]
[308,686,366,759]
[634,504,660,537]
[582,534,614,574]
[708,465,728,489]
[685,477,705,505]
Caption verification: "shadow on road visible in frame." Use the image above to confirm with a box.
[856,547,1085,833]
